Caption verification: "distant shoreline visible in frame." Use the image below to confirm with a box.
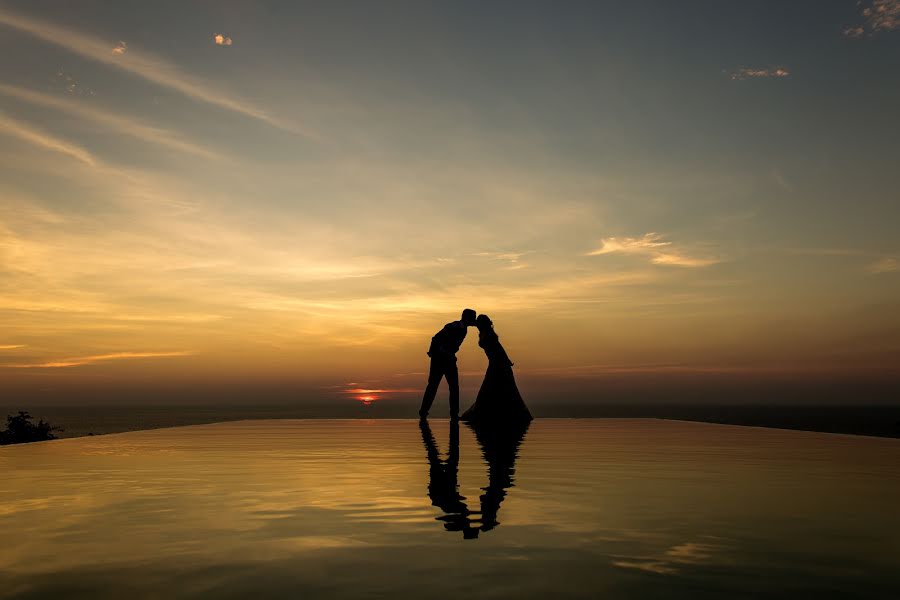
[3,404,898,441]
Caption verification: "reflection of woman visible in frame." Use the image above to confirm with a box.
[469,420,530,533]
[461,314,532,424]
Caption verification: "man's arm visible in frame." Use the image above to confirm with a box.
[429,321,464,357]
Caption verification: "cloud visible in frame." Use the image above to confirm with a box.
[3,351,193,369]
[0,83,223,160]
[650,253,720,267]
[340,386,418,395]
[589,233,670,255]
[842,25,866,38]
[473,250,533,270]
[0,345,25,350]
[845,0,900,36]
[0,112,97,166]
[726,67,790,80]
[587,233,720,267]
[530,363,831,377]
[785,247,866,257]
[111,40,127,55]
[214,33,233,46]
[866,257,900,274]
[0,7,312,137]
[786,248,898,274]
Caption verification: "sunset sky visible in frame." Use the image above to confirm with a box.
[1,1,898,406]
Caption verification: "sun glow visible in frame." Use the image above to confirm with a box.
[341,386,419,405]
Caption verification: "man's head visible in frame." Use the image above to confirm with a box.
[461,308,477,326]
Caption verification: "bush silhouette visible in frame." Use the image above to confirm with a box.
[0,411,59,445]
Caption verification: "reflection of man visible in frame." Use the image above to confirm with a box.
[418,419,478,539]
[419,308,477,420]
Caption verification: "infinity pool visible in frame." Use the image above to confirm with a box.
[2,419,898,598]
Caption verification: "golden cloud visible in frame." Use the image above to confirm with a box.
[3,351,193,369]
[866,257,900,274]
[111,40,127,55]
[0,83,223,160]
[214,33,233,46]
[0,112,97,166]
[650,253,720,267]
[587,233,720,267]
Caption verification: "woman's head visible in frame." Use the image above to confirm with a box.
[476,314,493,331]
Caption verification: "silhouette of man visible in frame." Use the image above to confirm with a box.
[419,308,477,420]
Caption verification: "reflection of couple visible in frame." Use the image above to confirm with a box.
[419,418,529,539]
[419,308,532,423]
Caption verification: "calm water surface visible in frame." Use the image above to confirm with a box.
[2,419,898,599]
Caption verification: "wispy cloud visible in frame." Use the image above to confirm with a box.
[0,84,223,160]
[530,363,835,377]
[111,40,127,55]
[0,112,97,166]
[473,250,533,270]
[650,253,720,267]
[589,233,669,255]
[3,351,192,369]
[0,344,25,350]
[786,248,899,274]
[0,7,311,137]
[866,257,900,274]
[340,386,418,395]
[785,247,867,257]
[726,67,790,80]
[844,0,900,36]
[214,34,233,46]
[587,233,720,267]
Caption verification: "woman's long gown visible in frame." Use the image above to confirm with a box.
[461,330,532,424]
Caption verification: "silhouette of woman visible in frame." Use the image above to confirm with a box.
[461,314,532,424]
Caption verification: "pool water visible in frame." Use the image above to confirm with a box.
[2,419,898,599]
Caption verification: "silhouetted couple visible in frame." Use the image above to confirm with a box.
[419,308,532,424]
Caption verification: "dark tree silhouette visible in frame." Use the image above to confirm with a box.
[0,411,60,445]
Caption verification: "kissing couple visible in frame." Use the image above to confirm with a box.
[419,308,532,424]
